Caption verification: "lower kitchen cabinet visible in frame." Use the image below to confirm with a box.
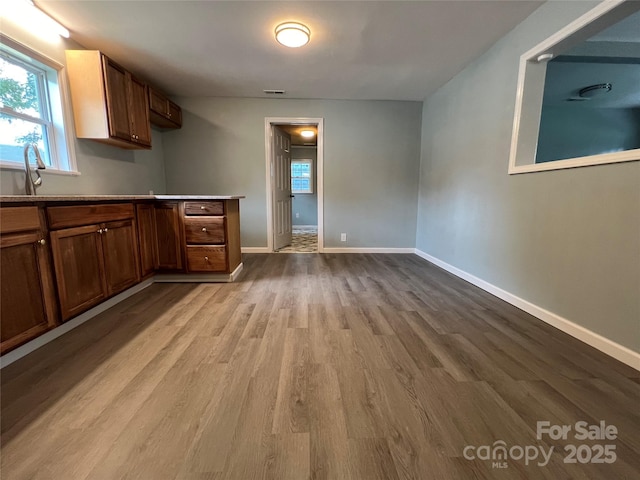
[0,196,243,356]
[101,219,140,295]
[136,203,158,278]
[50,214,140,321]
[182,199,241,273]
[0,207,58,354]
[50,225,107,320]
[154,202,184,271]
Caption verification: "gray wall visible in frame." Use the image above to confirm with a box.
[163,98,422,248]
[1,132,167,195]
[0,21,167,196]
[292,146,317,226]
[536,106,640,163]
[416,1,640,351]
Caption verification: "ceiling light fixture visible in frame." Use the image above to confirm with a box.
[579,83,612,98]
[0,0,70,40]
[300,130,315,138]
[275,22,310,48]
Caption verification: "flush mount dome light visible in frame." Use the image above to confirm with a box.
[275,22,310,48]
[579,83,612,98]
[300,130,315,138]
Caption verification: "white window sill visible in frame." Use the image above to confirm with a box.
[0,162,81,176]
[509,149,640,175]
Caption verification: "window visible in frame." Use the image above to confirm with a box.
[508,1,640,174]
[0,36,76,172]
[291,159,313,194]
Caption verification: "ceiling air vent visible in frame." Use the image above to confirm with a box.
[263,89,286,95]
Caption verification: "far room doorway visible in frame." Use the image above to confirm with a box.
[265,117,324,253]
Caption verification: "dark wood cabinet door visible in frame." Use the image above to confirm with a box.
[102,56,131,142]
[128,75,152,146]
[136,204,158,278]
[0,232,57,354]
[167,100,182,127]
[154,203,183,271]
[102,219,140,296]
[149,88,166,115]
[50,225,106,321]
[148,86,182,129]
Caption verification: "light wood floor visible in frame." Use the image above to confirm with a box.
[2,254,639,479]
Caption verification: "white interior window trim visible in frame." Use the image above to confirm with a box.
[291,158,314,194]
[508,0,640,174]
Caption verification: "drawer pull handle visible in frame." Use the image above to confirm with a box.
[202,227,207,232]
[200,206,206,210]
[204,256,209,261]
[37,238,46,246]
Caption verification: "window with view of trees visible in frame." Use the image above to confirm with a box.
[0,37,75,171]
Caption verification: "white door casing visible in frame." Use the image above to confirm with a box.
[272,126,292,250]
[264,117,324,253]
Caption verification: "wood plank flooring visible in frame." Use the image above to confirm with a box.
[1,253,639,479]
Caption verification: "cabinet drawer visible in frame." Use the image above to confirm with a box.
[0,206,40,234]
[48,203,134,229]
[186,246,227,272]
[184,201,224,216]
[184,217,225,244]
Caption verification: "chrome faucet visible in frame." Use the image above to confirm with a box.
[24,143,46,195]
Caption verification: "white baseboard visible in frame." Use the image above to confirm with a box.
[323,247,416,254]
[155,263,244,283]
[0,279,154,369]
[414,249,640,371]
[242,246,414,254]
[241,247,271,253]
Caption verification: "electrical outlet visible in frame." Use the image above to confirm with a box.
[295,212,300,218]
[340,233,347,242]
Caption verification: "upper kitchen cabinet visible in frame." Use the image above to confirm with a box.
[148,87,182,129]
[65,50,152,149]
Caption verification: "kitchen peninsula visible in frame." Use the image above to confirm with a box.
[0,195,244,355]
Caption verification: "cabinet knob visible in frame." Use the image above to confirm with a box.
[103,227,109,233]
[97,229,103,234]
[37,238,46,245]
[204,256,209,261]
[200,206,206,210]
[168,112,172,117]
[201,227,207,232]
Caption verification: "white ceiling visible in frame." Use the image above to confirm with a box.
[39,0,543,101]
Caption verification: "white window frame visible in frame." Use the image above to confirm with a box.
[0,34,78,174]
[508,0,640,175]
[291,159,314,194]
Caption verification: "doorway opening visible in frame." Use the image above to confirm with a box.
[265,117,324,253]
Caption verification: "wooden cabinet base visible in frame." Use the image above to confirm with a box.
[0,207,58,354]
[48,207,139,322]
[1,197,242,356]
